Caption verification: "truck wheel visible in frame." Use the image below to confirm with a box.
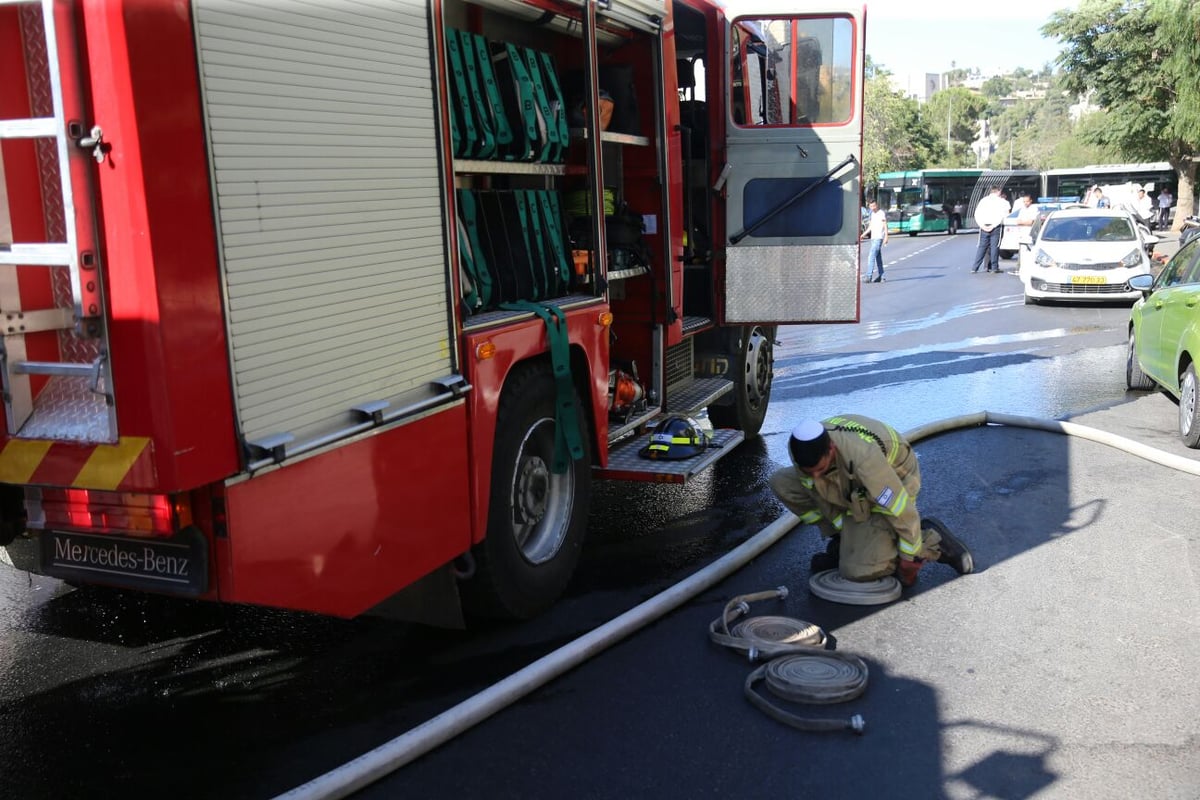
[1179,363,1200,448]
[1126,329,1155,390]
[708,325,773,437]
[464,363,591,620]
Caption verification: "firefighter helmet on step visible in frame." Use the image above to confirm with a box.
[639,415,709,460]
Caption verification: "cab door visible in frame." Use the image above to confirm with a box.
[721,8,864,323]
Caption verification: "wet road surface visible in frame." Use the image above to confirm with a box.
[1,232,1197,799]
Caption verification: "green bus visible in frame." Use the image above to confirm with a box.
[875,169,1040,236]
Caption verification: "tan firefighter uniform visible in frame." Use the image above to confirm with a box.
[769,415,946,581]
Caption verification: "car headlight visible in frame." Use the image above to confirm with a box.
[1034,249,1057,268]
[1119,248,1143,268]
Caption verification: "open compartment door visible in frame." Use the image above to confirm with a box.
[721,7,864,324]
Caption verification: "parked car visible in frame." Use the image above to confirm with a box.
[998,202,1078,260]
[1017,207,1158,305]
[1126,236,1200,447]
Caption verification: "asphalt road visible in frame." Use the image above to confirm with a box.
[1,231,1197,799]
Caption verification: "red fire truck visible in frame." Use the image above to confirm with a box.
[0,0,864,624]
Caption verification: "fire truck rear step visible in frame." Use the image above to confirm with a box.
[595,428,744,483]
[597,376,738,482]
[0,0,116,443]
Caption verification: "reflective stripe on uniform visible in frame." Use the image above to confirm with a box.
[897,534,923,557]
[831,513,844,531]
[799,510,822,524]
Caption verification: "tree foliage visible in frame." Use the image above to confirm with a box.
[921,88,988,167]
[980,76,1013,99]
[1043,0,1200,224]
[861,71,938,194]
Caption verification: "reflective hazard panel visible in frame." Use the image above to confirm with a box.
[722,8,864,323]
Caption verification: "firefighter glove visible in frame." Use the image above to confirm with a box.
[895,556,924,588]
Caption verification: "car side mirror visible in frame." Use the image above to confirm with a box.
[1144,234,1160,246]
[1129,273,1154,295]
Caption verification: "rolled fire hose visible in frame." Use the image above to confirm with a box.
[276,411,1200,800]
[707,586,827,658]
[708,587,867,735]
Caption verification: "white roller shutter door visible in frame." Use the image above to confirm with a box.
[193,0,454,454]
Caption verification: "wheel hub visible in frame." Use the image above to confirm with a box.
[515,456,550,524]
[744,328,773,407]
[1182,370,1197,435]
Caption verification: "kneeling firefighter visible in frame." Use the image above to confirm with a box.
[769,415,974,587]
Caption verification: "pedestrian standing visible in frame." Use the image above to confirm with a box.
[971,186,1010,273]
[865,200,888,283]
[1158,188,1174,229]
[1135,188,1154,227]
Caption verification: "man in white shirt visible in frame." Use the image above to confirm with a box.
[1135,188,1154,226]
[865,200,888,282]
[972,186,1011,273]
[1158,189,1174,229]
[1014,193,1038,222]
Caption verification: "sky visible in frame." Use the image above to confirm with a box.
[865,0,1081,81]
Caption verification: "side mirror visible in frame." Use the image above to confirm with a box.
[1144,234,1160,246]
[1129,273,1154,296]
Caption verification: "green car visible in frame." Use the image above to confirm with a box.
[1127,236,1200,446]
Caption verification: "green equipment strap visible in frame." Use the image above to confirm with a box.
[457,189,494,308]
[512,190,541,300]
[540,190,570,290]
[497,300,584,473]
[459,30,495,158]
[523,47,557,163]
[445,31,475,158]
[471,33,512,149]
[523,190,552,299]
[456,216,481,313]
[538,51,569,163]
[504,43,539,160]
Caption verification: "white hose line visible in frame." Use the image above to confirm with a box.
[275,510,802,800]
[276,410,1200,800]
[905,411,1200,477]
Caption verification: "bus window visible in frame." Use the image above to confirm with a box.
[729,16,854,127]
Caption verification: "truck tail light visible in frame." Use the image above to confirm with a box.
[25,488,193,538]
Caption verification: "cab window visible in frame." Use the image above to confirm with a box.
[729,15,854,126]
[1156,239,1200,288]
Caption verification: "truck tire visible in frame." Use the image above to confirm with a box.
[708,325,773,437]
[464,363,592,620]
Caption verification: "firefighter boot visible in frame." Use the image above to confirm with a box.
[809,535,841,573]
[922,517,974,576]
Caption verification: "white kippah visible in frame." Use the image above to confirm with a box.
[791,420,825,442]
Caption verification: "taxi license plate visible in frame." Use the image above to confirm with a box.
[42,528,208,595]
[1071,275,1106,285]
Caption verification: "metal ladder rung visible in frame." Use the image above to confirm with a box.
[13,361,97,378]
[2,308,74,335]
[0,243,74,266]
[0,117,57,139]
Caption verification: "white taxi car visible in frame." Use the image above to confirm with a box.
[1018,207,1158,305]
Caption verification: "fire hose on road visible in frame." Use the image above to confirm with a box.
[276,411,1200,800]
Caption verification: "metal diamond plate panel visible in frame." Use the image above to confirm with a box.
[18,376,116,443]
[598,428,744,482]
[725,244,859,323]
